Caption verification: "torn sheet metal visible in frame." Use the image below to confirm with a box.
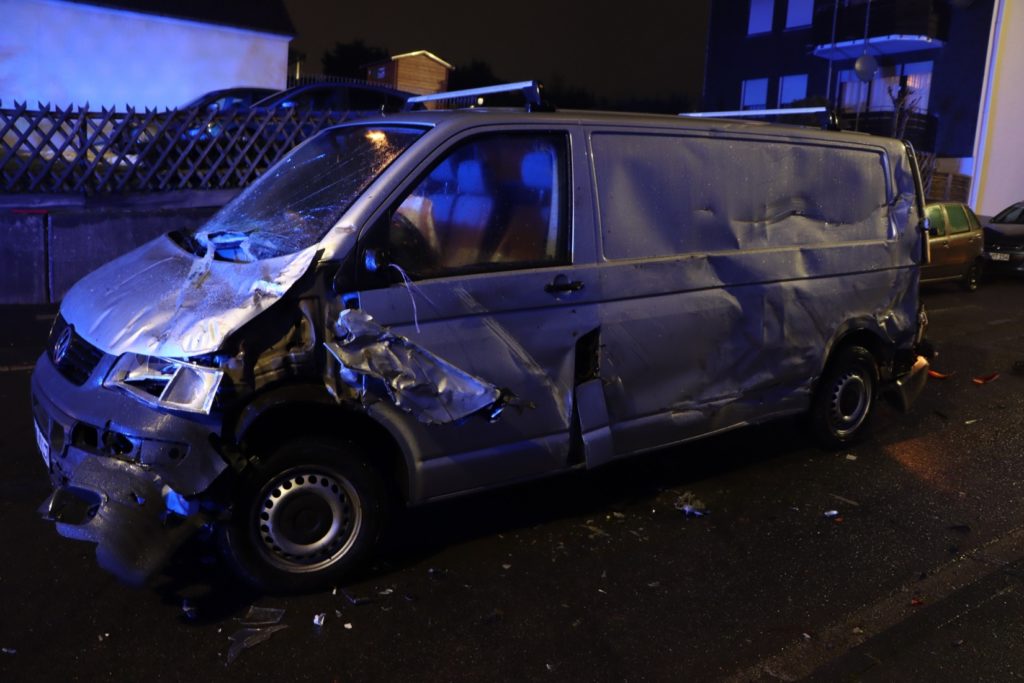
[60,234,322,358]
[325,309,502,424]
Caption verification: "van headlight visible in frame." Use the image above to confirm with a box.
[104,354,224,415]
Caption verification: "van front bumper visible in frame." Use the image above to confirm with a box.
[32,352,225,584]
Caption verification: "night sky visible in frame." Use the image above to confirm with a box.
[283,0,711,103]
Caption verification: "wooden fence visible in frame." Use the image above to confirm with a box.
[0,102,348,194]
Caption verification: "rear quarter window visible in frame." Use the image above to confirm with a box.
[591,132,892,260]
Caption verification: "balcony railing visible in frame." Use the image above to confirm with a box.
[837,110,937,151]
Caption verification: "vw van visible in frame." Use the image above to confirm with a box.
[32,82,930,590]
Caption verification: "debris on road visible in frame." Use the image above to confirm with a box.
[341,589,375,606]
[911,597,925,606]
[824,510,839,518]
[226,625,288,665]
[673,491,708,517]
[928,369,955,379]
[239,605,285,626]
[845,454,858,461]
[2,648,16,655]
[965,419,979,425]
[971,372,1000,385]
[830,494,860,507]
[313,612,326,628]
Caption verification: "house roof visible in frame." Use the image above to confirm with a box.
[387,51,455,70]
[63,0,295,37]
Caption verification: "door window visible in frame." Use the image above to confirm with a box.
[926,205,947,237]
[945,204,970,234]
[382,133,569,279]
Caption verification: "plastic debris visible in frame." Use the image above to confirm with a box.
[226,625,288,665]
[501,563,512,570]
[344,623,353,630]
[852,627,865,635]
[972,372,1000,385]
[964,419,979,425]
[378,588,394,597]
[801,633,812,641]
[239,605,286,626]
[340,589,375,606]
[313,612,326,628]
[673,491,708,517]
[845,454,858,461]
[910,597,925,606]
[824,510,840,518]
[2,648,16,655]
[928,369,954,379]
[830,494,859,506]
[181,599,199,621]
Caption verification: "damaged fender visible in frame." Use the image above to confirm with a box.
[324,309,504,424]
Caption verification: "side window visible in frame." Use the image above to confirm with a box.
[926,205,947,237]
[945,204,970,234]
[965,207,981,230]
[384,133,568,279]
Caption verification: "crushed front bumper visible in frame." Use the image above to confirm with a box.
[32,354,223,585]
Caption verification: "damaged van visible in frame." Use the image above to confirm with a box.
[32,82,930,590]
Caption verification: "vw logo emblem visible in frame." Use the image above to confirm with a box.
[53,326,73,365]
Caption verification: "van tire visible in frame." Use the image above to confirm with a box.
[219,438,387,593]
[961,261,981,292]
[811,345,878,449]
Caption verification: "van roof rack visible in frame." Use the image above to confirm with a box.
[405,80,552,112]
[680,106,840,131]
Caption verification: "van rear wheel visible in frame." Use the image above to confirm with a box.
[811,345,878,449]
[219,438,387,593]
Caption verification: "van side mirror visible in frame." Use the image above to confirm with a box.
[363,248,385,273]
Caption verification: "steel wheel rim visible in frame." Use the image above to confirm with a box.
[829,371,870,437]
[254,468,362,573]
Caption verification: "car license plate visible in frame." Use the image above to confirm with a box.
[34,421,50,468]
[991,252,1010,261]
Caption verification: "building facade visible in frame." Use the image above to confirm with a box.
[0,0,293,110]
[703,0,994,174]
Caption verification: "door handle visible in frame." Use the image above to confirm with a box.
[545,274,584,294]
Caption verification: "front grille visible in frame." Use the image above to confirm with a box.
[48,315,104,386]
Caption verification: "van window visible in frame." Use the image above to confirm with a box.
[945,204,970,234]
[385,133,569,278]
[193,125,424,261]
[592,133,890,260]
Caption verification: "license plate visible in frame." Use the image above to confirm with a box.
[34,421,50,468]
[991,252,1010,261]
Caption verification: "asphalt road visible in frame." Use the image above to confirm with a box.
[1,277,1023,682]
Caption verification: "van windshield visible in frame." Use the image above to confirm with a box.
[182,125,425,262]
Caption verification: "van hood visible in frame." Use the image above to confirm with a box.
[61,234,320,358]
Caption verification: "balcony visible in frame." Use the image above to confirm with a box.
[812,0,950,58]
[838,110,937,151]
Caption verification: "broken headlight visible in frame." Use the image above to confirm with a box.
[104,354,224,415]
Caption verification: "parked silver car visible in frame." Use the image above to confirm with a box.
[983,200,1024,275]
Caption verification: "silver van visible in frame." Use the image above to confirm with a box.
[32,83,930,590]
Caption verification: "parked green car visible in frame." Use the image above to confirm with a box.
[921,201,985,291]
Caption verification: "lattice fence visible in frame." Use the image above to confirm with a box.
[0,102,349,194]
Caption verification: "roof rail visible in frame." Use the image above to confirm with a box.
[405,80,551,112]
[680,106,840,131]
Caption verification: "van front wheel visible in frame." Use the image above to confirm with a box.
[219,438,387,593]
[811,345,878,449]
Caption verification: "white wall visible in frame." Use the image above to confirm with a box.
[0,0,290,110]
[971,0,1024,215]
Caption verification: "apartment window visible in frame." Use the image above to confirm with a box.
[741,78,769,110]
[837,62,932,113]
[748,0,774,34]
[778,74,808,106]
[785,0,814,28]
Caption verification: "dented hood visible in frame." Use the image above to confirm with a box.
[61,234,320,358]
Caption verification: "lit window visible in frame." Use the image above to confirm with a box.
[785,0,813,28]
[836,62,932,113]
[778,74,808,106]
[741,78,769,110]
[748,0,774,34]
